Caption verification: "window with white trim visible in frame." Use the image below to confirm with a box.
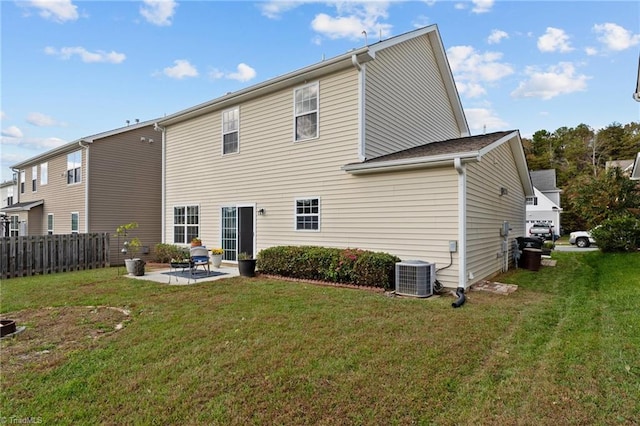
[222,107,239,154]
[526,196,538,206]
[67,150,82,184]
[32,166,37,192]
[295,198,320,231]
[173,205,199,244]
[20,170,25,193]
[71,212,79,233]
[6,186,13,206]
[294,82,318,141]
[47,214,54,235]
[10,215,19,236]
[41,162,48,185]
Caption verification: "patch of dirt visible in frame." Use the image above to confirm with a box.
[0,306,130,375]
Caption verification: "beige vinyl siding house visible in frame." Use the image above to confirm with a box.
[4,121,162,264]
[158,25,533,289]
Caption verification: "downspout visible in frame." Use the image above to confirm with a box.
[454,157,467,307]
[154,123,166,243]
[79,140,91,232]
[351,54,366,162]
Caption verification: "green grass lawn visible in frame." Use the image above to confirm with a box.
[1,251,639,425]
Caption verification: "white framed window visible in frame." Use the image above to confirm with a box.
[10,215,19,237]
[41,162,48,185]
[6,186,13,206]
[71,212,79,233]
[67,150,82,184]
[526,196,538,206]
[294,82,319,141]
[222,107,239,154]
[173,205,199,244]
[32,166,37,192]
[47,213,54,235]
[295,197,320,231]
[20,170,25,193]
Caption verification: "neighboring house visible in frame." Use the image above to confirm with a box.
[155,25,534,290]
[606,159,635,177]
[527,169,562,236]
[1,178,18,236]
[2,120,162,264]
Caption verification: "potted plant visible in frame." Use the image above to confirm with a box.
[116,222,145,276]
[210,248,224,268]
[191,237,202,247]
[237,252,256,277]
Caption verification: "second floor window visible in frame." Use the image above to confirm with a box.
[41,162,48,185]
[222,107,239,154]
[67,150,82,184]
[6,187,13,206]
[32,166,37,192]
[20,171,25,193]
[526,196,538,206]
[294,82,318,141]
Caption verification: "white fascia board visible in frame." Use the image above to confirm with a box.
[478,130,534,197]
[342,151,479,175]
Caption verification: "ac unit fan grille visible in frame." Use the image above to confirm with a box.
[395,261,435,297]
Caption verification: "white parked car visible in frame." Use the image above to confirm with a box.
[569,231,596,248]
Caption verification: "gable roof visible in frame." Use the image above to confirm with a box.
[342,130,534,196]
[530,169,559,192]
[157,25,468,135]
[632,152,640,180]
[1,200,44,212]
[10,119,158,170]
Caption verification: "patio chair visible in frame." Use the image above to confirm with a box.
[190,246,210,277]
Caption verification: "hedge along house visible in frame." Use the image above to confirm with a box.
[3,120,162,265]
[156,25,534,289]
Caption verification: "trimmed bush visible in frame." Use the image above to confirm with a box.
[154,243,189,263]
[257,246,401,289]
[590,216,640,252]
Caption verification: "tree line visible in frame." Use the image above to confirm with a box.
[521,121,640,233]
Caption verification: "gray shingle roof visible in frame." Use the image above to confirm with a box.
[529,169,558,191]
[358,131,515,164]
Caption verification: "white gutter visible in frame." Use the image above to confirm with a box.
[342,151,480,174]
[154,123,166,243]
[454,157,467,289]
[79,139,92,232]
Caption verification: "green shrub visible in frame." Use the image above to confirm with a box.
[257,246,401,289]
[590,216,640,252]
[154,243,189,263]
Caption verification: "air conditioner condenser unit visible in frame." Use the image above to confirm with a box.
[395,260,435,297]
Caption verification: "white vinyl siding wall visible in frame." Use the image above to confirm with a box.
[465,143,527,285]
[364,34,460,159]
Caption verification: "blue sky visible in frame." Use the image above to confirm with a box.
[2,0,639,182]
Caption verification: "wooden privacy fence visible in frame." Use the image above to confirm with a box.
[0,234,110,279]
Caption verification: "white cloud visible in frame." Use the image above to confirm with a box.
[140,0,177,26]
[27,112,57,127]
[45,46,126,63]
[446,45,514,98]
[511,62,589,100]
[0,111,6,120]
[585,47,598,56]
[593,23,640,51]
[465,108,508,132]
[210,63,257,82]
[1,136,67,151]
[227,63,257,82]
[538,27,573,53]
[412,15,431,29]
[1,126,23,138]
[471,0,494,14]
[163,59,198,79]
[21,0,79,23]
[487,29,508,44]
[311,2,392,42]
[259,1,303,19]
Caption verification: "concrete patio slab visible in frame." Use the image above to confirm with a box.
[124,264,239,285]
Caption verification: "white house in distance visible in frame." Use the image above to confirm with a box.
[155,25,534,290]
[526,169,562,236]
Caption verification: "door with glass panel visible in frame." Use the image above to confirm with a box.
[221,206,254,261]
